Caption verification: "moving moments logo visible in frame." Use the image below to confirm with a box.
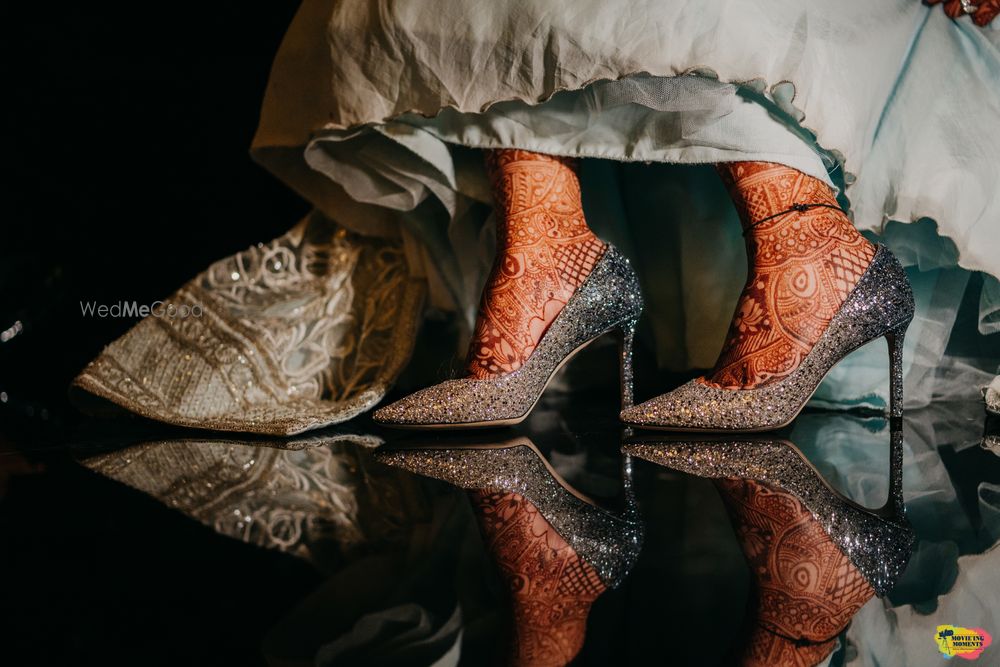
[935,625,992,660]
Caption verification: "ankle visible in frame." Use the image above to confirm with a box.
[467,150,604,379]
[486,149,585,226]
[717,161,842,226]
[705,162,876,389]
[486,149,605,272]
[718,161,871,247]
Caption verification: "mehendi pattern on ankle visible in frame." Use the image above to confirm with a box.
[707,162,875,389]
[468,149,605,378]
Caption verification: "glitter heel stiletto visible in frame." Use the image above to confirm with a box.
[886,320,906,419]
[617,316,639,410]
[623,427,913,597]
[621,244,914,432]
[373,245,643,429]
[375,437,644,588]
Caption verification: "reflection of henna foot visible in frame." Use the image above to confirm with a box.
[469,490,606,667]
[469,149,605,380]
[707,162,875,389]
[715,478,875,666]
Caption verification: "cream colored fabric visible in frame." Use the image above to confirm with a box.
[72,213,425,435]
[254,0,1000,276]
[82,434,430,571]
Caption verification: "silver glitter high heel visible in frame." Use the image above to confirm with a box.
[621,244,914,432]
[623,426,914,597]
[374,436,643,588]
[373,245,643,429]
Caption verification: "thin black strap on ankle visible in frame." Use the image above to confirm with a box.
[759,624,837,647]
[743,202,844,235]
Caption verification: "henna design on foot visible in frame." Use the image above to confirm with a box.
[715,478,875,666]
[707,162,876,389]
[468,490,606,667]
[468,149,605,379]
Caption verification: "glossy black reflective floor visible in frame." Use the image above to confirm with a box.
[2,388,998,666]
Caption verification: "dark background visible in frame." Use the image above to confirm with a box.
[0,5,320,666]
[1,3,310,438]
[3,6,999,667]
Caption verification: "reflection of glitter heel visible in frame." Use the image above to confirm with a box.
[623,427,913,597]
[373,245,643,429]
[621,244,914,432]
[375,437,643,589]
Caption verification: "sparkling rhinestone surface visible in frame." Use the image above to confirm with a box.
[374,442,644,589]
[621,245,915,431]
[623,429,913,597]
[373,245,643,426]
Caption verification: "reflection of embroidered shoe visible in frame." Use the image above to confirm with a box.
[622,427,914,598]
[373,245,643,429]
[621,245,914,432]
[374,436,643,589]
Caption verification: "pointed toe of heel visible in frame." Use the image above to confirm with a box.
[371,401,408,426]
[371,380,465,427]
[619,400,677,429]
[372,380,504,429]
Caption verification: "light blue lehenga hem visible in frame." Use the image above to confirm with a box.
[292,70,997,410]
[252,5,1000,411]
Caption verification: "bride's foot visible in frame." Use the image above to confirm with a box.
[705,162,876,389]
[468,149,605,379]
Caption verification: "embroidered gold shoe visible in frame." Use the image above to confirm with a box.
[373,245,643,429]
[621,244,914,432]
[984,376,1000,417]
